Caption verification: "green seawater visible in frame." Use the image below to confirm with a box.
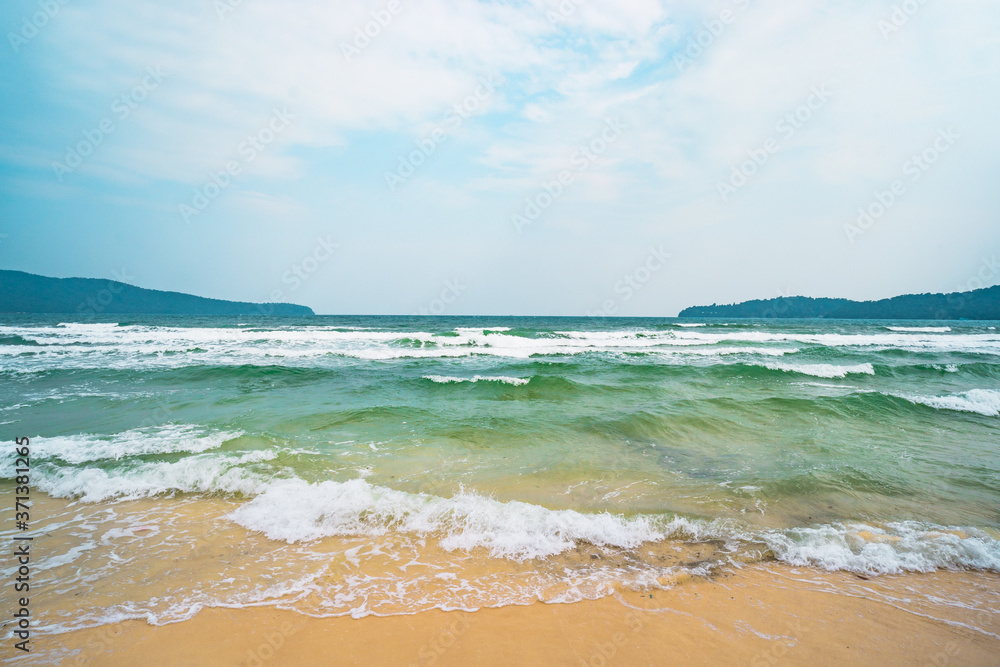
[2,315,999,629]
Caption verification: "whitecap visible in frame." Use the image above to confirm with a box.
[32,451,275,502]
[757,362,875,379]
[229,478,663,561]
[16,425,244,464]
[423,375,530,386]
[896,389,1000,417]
[886,326,952,333]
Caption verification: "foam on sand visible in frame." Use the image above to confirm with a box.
[763,522,1000,575]
[228,480,1000,575]
[16,460,1000,577]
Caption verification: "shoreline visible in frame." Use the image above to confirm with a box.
[43,564,1000,666]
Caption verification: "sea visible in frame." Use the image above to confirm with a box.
[1,315,999,635]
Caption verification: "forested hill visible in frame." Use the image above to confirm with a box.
[679,285,1000,320]
[0,270,314,316]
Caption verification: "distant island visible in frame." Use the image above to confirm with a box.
[0,270,314,316]
[679,284,1000,320]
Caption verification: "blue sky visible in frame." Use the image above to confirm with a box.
[1,0,999,315]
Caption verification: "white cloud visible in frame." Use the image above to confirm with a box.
[6,0,1000,314]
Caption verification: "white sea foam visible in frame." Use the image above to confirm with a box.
[3,322,1000,369]
[662,346,797,357]
[225,479,1000,574]
[228,480,1000,574]
[932,364,960,373]
[665,329,1000,354]
[886,326,952,333]
[19,425,244,464]
[14,454,1000,583]
[33,451,275,502]
[56,322,120,330]
[423,375,530,386]
[897,389,1000,417]
[34,542,99,573]
[763,522,1000,575]
[758,362,875,378]
[229,478,664,560]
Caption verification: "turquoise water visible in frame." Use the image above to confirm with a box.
[2,315,999,630]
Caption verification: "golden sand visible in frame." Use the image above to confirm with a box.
[44,565,999,667]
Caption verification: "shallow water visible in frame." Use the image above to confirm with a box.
[2,315,999,633]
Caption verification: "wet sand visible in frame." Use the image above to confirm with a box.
[46,565,1000,666]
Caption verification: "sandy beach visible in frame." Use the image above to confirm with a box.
[44,565,999,666]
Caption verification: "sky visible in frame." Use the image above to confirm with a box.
[1,0,999,316]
